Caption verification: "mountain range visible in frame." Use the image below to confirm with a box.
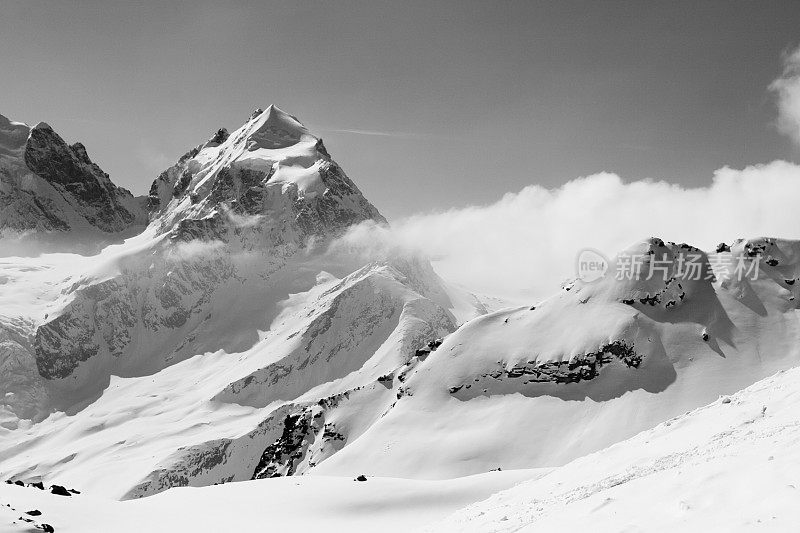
[1,106,798,531]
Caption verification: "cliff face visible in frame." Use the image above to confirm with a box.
[0,114,146,243]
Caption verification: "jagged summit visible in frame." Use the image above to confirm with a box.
[148,104,385,244]
[0,112,146,249]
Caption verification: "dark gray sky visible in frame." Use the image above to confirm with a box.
[2,1,799,220]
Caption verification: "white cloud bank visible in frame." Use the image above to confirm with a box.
[335,49,800,301]
[771,44,800,146]
[338,161,800,300]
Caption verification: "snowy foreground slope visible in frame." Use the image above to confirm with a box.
[2,366,799,532]
[429,366,800,532]
[0,469,546,532]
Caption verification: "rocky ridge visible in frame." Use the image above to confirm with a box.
[0,113,146,249]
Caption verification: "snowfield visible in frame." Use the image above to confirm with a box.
[2,366,799,532]
[429,366,800,532]
[0,469,547,532]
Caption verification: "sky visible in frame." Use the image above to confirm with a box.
[2,0,800,222]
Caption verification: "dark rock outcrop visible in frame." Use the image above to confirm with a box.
[453,340,643,391]
[49,484,71,496]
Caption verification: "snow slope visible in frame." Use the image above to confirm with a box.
[3,365,800,532]
[310,237,800,478]
[429,366,800,532]
[2,235,797,501]
[0,469,546,533]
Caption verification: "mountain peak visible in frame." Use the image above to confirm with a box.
[31,121,53,132]
[244,104,309,150]
[148,105,385,241]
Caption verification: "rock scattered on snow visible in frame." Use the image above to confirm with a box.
[49,485,71,497]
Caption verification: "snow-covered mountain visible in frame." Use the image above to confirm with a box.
[2,105,800,532]
[0,105,484,498]
[0,113,147,255]
[307,237,800,479]
[27,106,393,401]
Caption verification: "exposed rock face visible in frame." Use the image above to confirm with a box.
[0,114,146,240]
[449,340,642,395]
[253,408,316,478]
[24,124,138,232]
[33,251,235,382]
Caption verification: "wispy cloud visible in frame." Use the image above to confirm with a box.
[770,44,800,146]
[137,142,175,176]
[328,128,399,137]
[316,127,461,142]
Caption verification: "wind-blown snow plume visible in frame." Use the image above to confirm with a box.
[771,44,800,146]
[337,161,800,299]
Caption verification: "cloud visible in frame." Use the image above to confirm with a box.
[169,239,226,260]
[336,161,800,300]
[770,44,800,146]
[317,127,460,141]
[220,204,263,229]
[328,128,398,137]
